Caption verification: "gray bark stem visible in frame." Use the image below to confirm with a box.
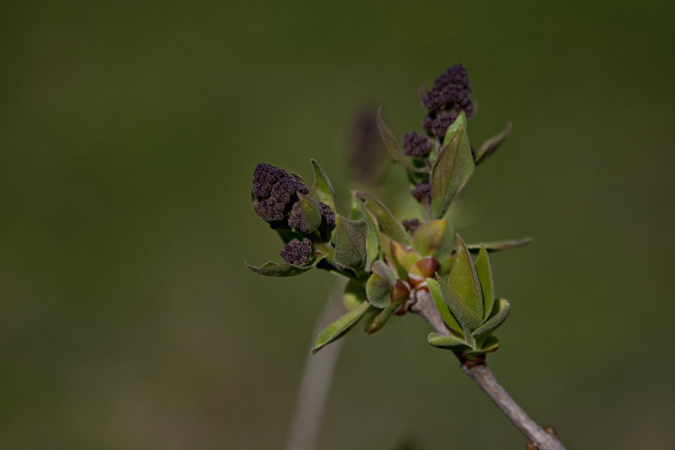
[412,290,567,450]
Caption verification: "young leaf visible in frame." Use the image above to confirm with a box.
[410,219,454,259]
[344,279,366,310]
[474,244,495,321]
[390,241,421,273]
[297,192,323,233]
[472,299,510,341]
[465,237,533,253]
[376,107,427,173]
[366,260,396,308]
[311,159,337,212]
[440,111,468,148]
[449,234,483,319]
[427,278,463,334]
[355,191,410,245]
[435,273,483,334]
[350,192,380,270]
[427,333,469,351]
[245,260,312,277]
[311,301,371,354]
[474,122,512,164]
[364,305,394,334]
[476,335,500,353]
[334,215,368,273]
[429,123,474,219]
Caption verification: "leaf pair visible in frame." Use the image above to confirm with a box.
[427,234,511,354]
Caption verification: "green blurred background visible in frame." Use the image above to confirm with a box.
[1,1,674,449]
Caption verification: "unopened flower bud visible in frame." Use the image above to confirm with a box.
[402,132,432,158]
[432,112,458,140]
[402,219,422,234]
[251,163,309,223]
[411,181,431,203]
[288,201,310,233]
[280,238,313,266]
[319,202,336,226]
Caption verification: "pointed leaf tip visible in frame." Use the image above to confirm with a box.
[475,122,512,164]
[311,301,370,354]
[244,260,311,277]
[376,107,427,173]
[311,159,336,212]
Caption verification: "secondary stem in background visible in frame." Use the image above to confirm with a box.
[286,279,348,450]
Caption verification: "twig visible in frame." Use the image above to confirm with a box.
[286,279,348,450]
[411,290,567,450]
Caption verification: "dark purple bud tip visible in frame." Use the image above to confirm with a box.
[288,201,310,233]
[432,112,457,140]
[422,64,474,118]
[411,181,431,203]
[319,202,336,226]
[251,163,309,223]
[402,132,432,158]
[402,218,422,234]
[280,238,313,266]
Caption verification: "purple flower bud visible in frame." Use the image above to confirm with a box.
[432,112,458,140]
[411,181,431,203]
[319,202,336,226]
[402,132,432,158]
[251,163,310,223]
[280,238,313,266]
[402,219,422,234]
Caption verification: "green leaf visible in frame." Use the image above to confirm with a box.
[343,279,366,310]
[355,191,410,245]
[465,237,533,253]
[297,192,323,233]
[435,273,482,334]
[366,260,396,308]
[440,111,468,148]
[244,260,311,277]
[427,278,463,334]
[350,192,380,271]
[449,234,483,319]
[427,333,469,351]
[429,122,475,219]
[472,299,510,341]
[390,241,421,273]
[311,159,336,212]
[474,244,495,321]
[410,219,454,259]
[311,301,371,354]
[475,122,512,164]
[475,335,500,353]
[334,215,368,273]
[364,305,394,334]
[376,107,427,173]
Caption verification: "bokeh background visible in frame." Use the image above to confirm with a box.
[2,1,675,449]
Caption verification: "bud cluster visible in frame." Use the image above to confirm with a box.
[402,132,432,158]
[280,238,313,266]
[319,202,336,226]
[420,64,474,140]
[252,163,309,222]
